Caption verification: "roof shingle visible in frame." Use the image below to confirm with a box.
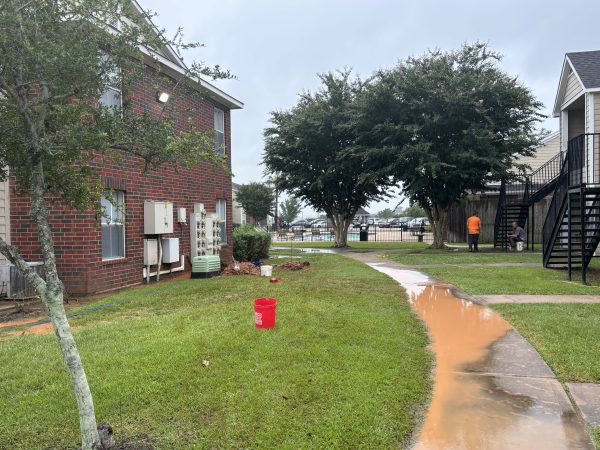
[567,51,600,89]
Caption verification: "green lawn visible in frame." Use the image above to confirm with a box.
[491,303,600,383]
[384,248,542,265]
[419,265,600,295]
[490,302,600,448]
[0,254,431,449]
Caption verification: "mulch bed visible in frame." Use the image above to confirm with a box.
[220,262,261,276]
[220,261,310,276]
[275,261,310,271]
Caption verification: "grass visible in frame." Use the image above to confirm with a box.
[0,254,432,450]
[491,303,600,383]
[489,304,600,446]
[419,265,600,295]
[384,248,542,265]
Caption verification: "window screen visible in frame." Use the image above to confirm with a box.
[216,199,227,244]
[101,190,125,259]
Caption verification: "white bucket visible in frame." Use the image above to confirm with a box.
[260,265,273,277]
[516,241,524,252]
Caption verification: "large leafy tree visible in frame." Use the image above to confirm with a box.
[264,71,393,247]
[279,196,302,224]
[0,1,231,448]
[376,208,395,219]
[235,182,274,225]
[400,204,426,218]
[365,43,543,248]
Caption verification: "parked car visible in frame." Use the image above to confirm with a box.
[290,220,311,229]
[311,219,332,228]
[409,217,431,234]
[398,217,413,230]
[388,218,401,228]
[377,219,390,228]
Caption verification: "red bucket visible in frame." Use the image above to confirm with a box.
[254,297,277,329]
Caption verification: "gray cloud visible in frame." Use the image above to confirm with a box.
[143,0,599,215]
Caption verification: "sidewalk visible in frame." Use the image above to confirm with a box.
[338,249,596,448]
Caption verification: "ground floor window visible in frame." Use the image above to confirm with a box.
[216,199,227,244]
[101,190,125,259]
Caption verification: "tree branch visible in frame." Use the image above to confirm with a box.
[0,235,46,296]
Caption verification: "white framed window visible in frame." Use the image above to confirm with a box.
[99,86,122,110]
[216,199,227,244]
[214,108,225,155]
[101,190,125,259]
[99,55,122,112]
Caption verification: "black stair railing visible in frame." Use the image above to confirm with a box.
[542,134,584,265]
[568,134,586,188]
[493,179,506,248]
[541,169,567,265]
[528,151,564,202]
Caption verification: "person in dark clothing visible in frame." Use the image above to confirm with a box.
[508,221,527,250]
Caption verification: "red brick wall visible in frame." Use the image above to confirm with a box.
[10,68,234,296]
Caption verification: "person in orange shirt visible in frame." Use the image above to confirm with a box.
[466,211,481,252]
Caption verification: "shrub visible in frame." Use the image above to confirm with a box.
[233,225,271,261]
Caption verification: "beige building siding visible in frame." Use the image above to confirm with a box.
[517,133,561,172]
[594,92,600,132]
[562,69,584,107]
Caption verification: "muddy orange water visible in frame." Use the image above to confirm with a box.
[368,264,593,450]
[0,317,54,336]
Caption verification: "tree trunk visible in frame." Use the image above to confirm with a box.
[425,203,449,249]
[330,213,352,248]
[29,162,103,450]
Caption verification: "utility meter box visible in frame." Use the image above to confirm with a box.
[143,239,158,265]
[161,238,179,263]
[144,201,173,234]
[177,207,187,224]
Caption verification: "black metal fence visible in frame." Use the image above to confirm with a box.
[272,225,433,244]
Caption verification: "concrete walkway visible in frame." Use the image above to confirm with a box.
[339,250,595,449]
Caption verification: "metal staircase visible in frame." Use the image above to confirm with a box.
[542,134,600,283]
[494,152,564,249]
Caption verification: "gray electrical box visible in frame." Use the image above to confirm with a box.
[144,201,173,234]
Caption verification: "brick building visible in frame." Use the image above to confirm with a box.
[0,2,243,296]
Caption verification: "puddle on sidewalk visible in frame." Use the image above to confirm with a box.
[368,263,593,450]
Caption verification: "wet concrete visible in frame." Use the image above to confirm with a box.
[567,383,600,426]
[347,252,594,449]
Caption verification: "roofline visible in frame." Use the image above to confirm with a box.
[152,52,243,109]
[129,0,243,109]
[540,130,560,144]
[130,0,185,68]
[553,54,592,117]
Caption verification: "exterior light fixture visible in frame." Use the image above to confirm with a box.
[157,91,170,103]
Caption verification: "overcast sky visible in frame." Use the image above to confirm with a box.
[144,0,599,217]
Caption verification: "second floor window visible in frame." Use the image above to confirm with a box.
[99,55,122,112]
[99,85,122,110]
[214,108,225,155]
